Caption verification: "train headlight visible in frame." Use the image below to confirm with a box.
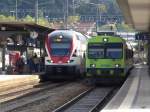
[115,64,120,68]
[51,60,53,63]
[67,60,70,63]
[90,64,96,68]
[103,38,108,42]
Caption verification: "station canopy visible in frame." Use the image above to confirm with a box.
[117,0,150,32]
[0,22,54,37]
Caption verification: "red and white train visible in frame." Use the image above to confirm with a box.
[40,30,87,81]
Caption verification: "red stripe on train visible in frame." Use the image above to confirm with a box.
[46,36,74,63]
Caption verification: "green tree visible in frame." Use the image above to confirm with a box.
[6,16,15,21]
[23,15,34,22]
[38,17,50,27]
[0,15,6,21]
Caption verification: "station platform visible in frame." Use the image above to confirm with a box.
[0,72,44,83]
[101,63,150,112]
[0,75,39,82]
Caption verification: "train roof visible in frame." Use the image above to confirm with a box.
[49,29,83,34]
[88,35,126,43]
[48,30,87,40]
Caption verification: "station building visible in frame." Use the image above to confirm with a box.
[0,22,54,74]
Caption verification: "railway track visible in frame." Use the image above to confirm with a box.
[0,77,118,112]
[0,82,65,103]
[0,82,69,112]
[53,87,117,112]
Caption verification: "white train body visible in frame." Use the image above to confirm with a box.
[45,30,87,79]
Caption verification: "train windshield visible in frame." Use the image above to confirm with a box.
[106,48,122,59]
[88,43,123,59]
[106,43,123,59]
[51,43,71,56]
[49,33,72,56]
[88,44,104,58]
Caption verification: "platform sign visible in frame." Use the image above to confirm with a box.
[135,32,150,40]
[116,32,136,41]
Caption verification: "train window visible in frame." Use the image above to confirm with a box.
[88,43,123,59]
[51,49,70,56]
[106,48,122,59]
[50,43,71,56]
[48,31,73,56]
[51,43,70,49]
[88,44,104,58]
[105,43,123,59]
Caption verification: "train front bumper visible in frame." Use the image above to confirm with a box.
[86,68,125,78]
[45,65,78,73]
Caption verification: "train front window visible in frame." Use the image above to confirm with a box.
[51,49,70,56]
[106,43,123,59]
[51,43,70,49]
[51,43,71,56]
[106,48,122,59]
[49,33,72,56]
[88,44,104,58]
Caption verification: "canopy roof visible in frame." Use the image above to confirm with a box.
[117,0,150,32]
[0,22,54,34]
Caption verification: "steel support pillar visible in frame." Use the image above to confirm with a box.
[148,39,150,70]
[2,44,6,72]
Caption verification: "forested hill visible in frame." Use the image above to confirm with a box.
[0,0,121,18]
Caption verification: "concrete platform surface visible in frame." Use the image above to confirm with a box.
[101,64,150,112]
[0,75,39,83]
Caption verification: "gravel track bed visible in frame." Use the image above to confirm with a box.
[0,82,54,103]
[0,82,89,112]
[55,87,114,112]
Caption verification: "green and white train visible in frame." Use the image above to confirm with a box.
[85,34,134,84]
